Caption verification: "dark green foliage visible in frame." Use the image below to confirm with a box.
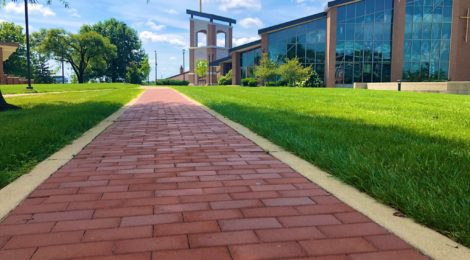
[174,86,470,247]
[266,80,288,87]
[40,27,116,83]
[241,78,258,87]
[218,70,232,85]
[91,19,149,83]
[155,79,190,86]
[297,70,324,88]
[0,22,27,78]
[32,56,54,84]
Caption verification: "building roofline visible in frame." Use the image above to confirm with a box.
[258,12,327,35]
[186,10,236,25]
[229,40,261,53]
[210,56,232,66]
[0,42,20,47]
[327,0,361,8]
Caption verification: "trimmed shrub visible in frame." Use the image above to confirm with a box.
[266,80,288,87]
[155,79,190,86]
[241,78,258,87]
[218,70,233,85]
[296,70,324,88]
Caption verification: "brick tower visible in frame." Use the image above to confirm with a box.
[187,10,236,85]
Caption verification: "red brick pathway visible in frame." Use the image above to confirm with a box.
[0,89,427,259]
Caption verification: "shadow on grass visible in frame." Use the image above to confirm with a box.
[203,100,470,246]
[0,101,124,189]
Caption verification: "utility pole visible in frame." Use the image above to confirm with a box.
[199,0,202,12]
[183,49,186,81]
[24,0,33,89]
[155,51,158,83]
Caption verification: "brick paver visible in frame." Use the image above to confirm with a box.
[0,89,427,259]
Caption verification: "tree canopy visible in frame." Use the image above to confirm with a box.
[91,19,148,83]
[40,27,117,83]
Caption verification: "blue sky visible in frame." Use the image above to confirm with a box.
[1,0,329,79]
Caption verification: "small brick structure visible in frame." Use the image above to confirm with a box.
[0,89,428,259]
[0,43,29,85]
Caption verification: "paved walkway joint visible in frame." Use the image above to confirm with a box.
[0,89,427,260]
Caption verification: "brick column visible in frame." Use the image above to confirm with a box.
[0,47,4,84]
[391,0,407,82]
[232,52,241,85]
[325,7,337,88]
[207,23,217,85]
[261,33,269,54]
[189,19,196,85]
[449,0,470,81]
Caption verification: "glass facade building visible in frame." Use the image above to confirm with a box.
[267,19,327,80]
[240,48,261,79]
[335,0,394,84]
[402,0,453,81]
[212,0,469,87]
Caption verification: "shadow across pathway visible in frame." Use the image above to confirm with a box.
[0,89,427,260]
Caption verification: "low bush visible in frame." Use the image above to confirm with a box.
[218,70,233,85]
[241,78,258,87]
[155,79,190,86]
[296,70,324,88]
[266,80,288,87]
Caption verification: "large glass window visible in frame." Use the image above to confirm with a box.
[402,0,452,81]
[240,48,261,79]
[336,0,394,84]
[267,18,327,81]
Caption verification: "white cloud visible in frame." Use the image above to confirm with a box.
[165,9,178,15]
[4,2,56,17]
[233,36,260,46]
[219,0,261,12]
[169,56,177,60]
[67,8,81,18]
[146,20,165,31]
[139,31,186,48]
[239,17,263,28]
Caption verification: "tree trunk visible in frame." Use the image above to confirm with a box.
[0,90,21,112]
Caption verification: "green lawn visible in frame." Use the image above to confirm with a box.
[0,83,139,95]
[0,88,142,188]
[174,86,470,246]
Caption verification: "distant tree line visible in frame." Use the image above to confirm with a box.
[0,19,150,84]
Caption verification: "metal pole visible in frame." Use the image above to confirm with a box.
[61,49,65,84]
[183,49,186,81]
[155,51,158,83]
[24,0,33,89]
[199,0,202,12]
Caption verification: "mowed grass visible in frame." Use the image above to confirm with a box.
[0,83,139,95]
[174,86,470,246]
[0,88,142,188]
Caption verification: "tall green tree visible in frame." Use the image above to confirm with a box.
[126,57,150,84]
[254,53,278,86]
[31,29,53,84]
[91,19,148,83]
[40,27,116,83]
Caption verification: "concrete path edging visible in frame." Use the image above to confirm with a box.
[0,90,144,221]
[174,88,470,260]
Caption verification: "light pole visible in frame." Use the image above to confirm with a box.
[155,51,158,83]
[61,46,65,84]
[24,0,33,90]
[182,49,186,81]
